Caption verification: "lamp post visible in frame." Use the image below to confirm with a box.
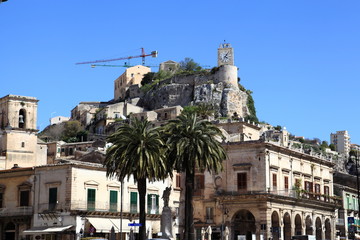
[120,180,124,240]
[356,154,360,232]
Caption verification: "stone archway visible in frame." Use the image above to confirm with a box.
[5,222,15,240]
[232,209,256,240]
[283,213,291,240]
[325,218,331,240]
[315,217,322,240]
[305,216,313,235]
[271,211,280,240]
[295,214,302,235]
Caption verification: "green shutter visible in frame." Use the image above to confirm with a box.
[131,192,137,204]
[110,190,118,203]
[110,190,118,212]
[130,192,137,213]
[87,189,96,211]
[156,194,159,214]
[88,189,96,201]
[147,194,152,214]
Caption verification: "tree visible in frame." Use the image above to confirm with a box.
[320,141,329,151]
[61,120,82,142]
[179,57,202,72]
[182,103,215,119]
[141,72,155,86]
[104,118,169,240]
[164,112,226,240]
[329,143,336,151]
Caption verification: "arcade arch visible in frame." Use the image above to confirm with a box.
[232,209,256,240]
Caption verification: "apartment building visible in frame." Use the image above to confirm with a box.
[331,131,351,155]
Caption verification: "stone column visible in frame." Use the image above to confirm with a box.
[279,209,284,240]
[256,221,261,240]
[290,210,295,238]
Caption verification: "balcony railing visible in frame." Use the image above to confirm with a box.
[38,201,145,214]
[0,206,33,216]
[217,189,341,204]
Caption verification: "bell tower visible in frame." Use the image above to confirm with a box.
[0,95,44,169]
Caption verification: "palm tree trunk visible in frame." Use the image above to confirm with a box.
[184,169,195,240]
[138,178,147,240]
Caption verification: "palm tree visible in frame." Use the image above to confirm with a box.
[104,118,169,240]
[164,112,227,240]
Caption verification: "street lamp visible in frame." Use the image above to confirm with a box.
[120,180,124,240]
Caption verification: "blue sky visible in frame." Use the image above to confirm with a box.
[1,0,359,144]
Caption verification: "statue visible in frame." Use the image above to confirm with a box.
[162,186,171,207]
[224,226,229,240]
[201,227,206,240]
[206,225,212,240]
[160,187,172,239]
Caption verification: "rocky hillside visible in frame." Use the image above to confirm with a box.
[138,66,251,118]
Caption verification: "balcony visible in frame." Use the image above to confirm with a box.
[0,206,33,216]
[216,189,341,205]
[37,201,164,217]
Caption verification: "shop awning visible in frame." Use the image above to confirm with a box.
[23,225,73,234]
[87,217,120,233]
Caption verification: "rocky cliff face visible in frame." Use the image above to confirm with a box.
[138,66,250,118]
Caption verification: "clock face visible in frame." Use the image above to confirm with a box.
[220,51,231,63]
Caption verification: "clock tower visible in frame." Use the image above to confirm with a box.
[217,42,234,66]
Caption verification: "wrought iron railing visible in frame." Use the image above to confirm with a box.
[217,189,341,204]
[0,206,33,216]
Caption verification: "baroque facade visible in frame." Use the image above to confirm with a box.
[192,122,339,240]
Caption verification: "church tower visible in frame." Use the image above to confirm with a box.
[0,95,46,169]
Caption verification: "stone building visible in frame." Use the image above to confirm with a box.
[0,161,181,240]
[192,122,339,240]
[0,167,34,240]
[159,60,180,73]
[50,116,70,125]
[0,95,47,169]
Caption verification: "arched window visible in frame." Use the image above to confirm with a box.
[18,109,26,129]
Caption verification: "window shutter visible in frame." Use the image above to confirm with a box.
[237,173,247,190]
[88,189,96,202]
[147,194,152,214]
[110,190,118,203]
[284,176,289,190]
[156,194,159,214]
[131,192,137,204]
[130,192,138,213]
